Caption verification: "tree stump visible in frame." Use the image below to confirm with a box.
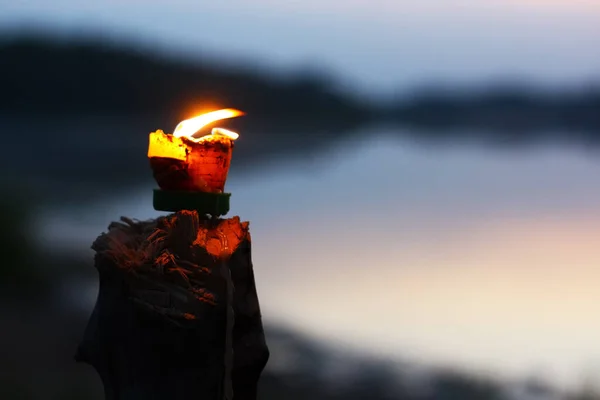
[76,211,269,400]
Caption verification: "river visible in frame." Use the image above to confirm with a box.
[33,126,600,390]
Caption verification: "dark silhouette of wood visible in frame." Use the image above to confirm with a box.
[75,212,269,400]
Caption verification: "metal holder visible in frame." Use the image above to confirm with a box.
[153,189,231,216]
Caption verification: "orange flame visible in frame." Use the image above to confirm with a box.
[173,108,243,141]
[211,127,239,140]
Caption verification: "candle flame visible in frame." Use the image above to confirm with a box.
[173,108,243,140]
[211,127,239,140]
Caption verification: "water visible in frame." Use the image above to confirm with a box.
[35,127,600,390]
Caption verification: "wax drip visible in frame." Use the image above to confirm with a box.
[216,228,234,400]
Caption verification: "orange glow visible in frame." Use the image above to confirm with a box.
[148,129,188,161]
[193,216,250,258]
[173,108,243,140]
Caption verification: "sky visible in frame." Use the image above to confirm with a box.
[37,131,600,390]
[2,0,600,94]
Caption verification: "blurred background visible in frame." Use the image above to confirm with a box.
[1,0,600,399]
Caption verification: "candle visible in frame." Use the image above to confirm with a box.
[148,108,244,215]
[148,108,243,193]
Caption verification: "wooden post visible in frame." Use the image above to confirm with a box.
[75,211,269,400]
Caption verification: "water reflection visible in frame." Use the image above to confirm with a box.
[35,128,600,389]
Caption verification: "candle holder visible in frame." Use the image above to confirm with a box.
[77,108,268,400]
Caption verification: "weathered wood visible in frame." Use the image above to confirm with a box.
[76,211,269,400]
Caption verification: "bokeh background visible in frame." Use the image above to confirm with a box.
[1,1,600,399]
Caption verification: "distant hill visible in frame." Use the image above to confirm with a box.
[0,35,374,130]
[389,86,600,140]
[2,33,600,205]
[2,34,600,138]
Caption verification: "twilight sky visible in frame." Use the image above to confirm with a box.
[2,0,600,93]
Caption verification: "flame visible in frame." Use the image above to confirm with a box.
[173,108,243,140]
[211,127,239,140]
